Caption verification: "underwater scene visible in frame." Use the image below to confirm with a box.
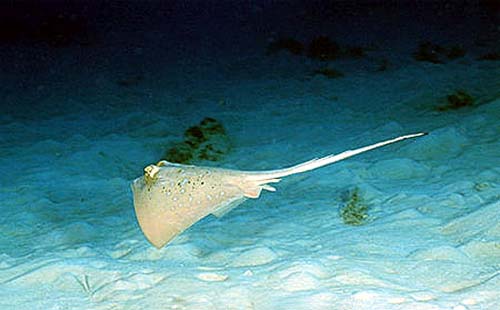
[0,1,499,309]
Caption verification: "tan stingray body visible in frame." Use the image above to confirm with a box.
[131,133,426,249]
[132,164,249,248]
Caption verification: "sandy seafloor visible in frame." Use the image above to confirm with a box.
[0,2,499,310]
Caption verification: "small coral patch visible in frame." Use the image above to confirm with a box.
[436,90,475,111]
[339,188,369,226]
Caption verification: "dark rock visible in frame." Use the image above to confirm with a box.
[313,68,344,79]
[308,36,340,61]
[414,41,467,63]
[344,46,365,58]
[414,41,444,64]
[446,46,466,59]
[117,75,143,87]
[375,59,390,72]
[478,52,500,61]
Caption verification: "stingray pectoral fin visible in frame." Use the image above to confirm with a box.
[211,197,247,218]
[134,203,184,249]
[131,178,207,249]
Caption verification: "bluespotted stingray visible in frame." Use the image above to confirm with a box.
[132,132,426,248]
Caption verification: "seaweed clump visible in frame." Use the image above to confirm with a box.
[266,35,367,61]
[308,36,340,60]
[446,46,466,59]
[414,41,466,63]
[478,52,500,61]
[344,46,366,58]
[436,90,475,111]
[414,42,445,64]
[313,68,344,79]
[267,37,304,55]
[339,188,369,226]
[117,75,143,87]
[375,59,390,72]
[165,117,231,164]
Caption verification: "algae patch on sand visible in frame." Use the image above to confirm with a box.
[340,188,370,226]
[164,117,231,164]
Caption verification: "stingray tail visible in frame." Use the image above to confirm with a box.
[244,132,426,182]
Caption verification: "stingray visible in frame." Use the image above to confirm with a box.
[131,132,426,249]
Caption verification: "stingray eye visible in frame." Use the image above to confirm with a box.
[144,164,160,185]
